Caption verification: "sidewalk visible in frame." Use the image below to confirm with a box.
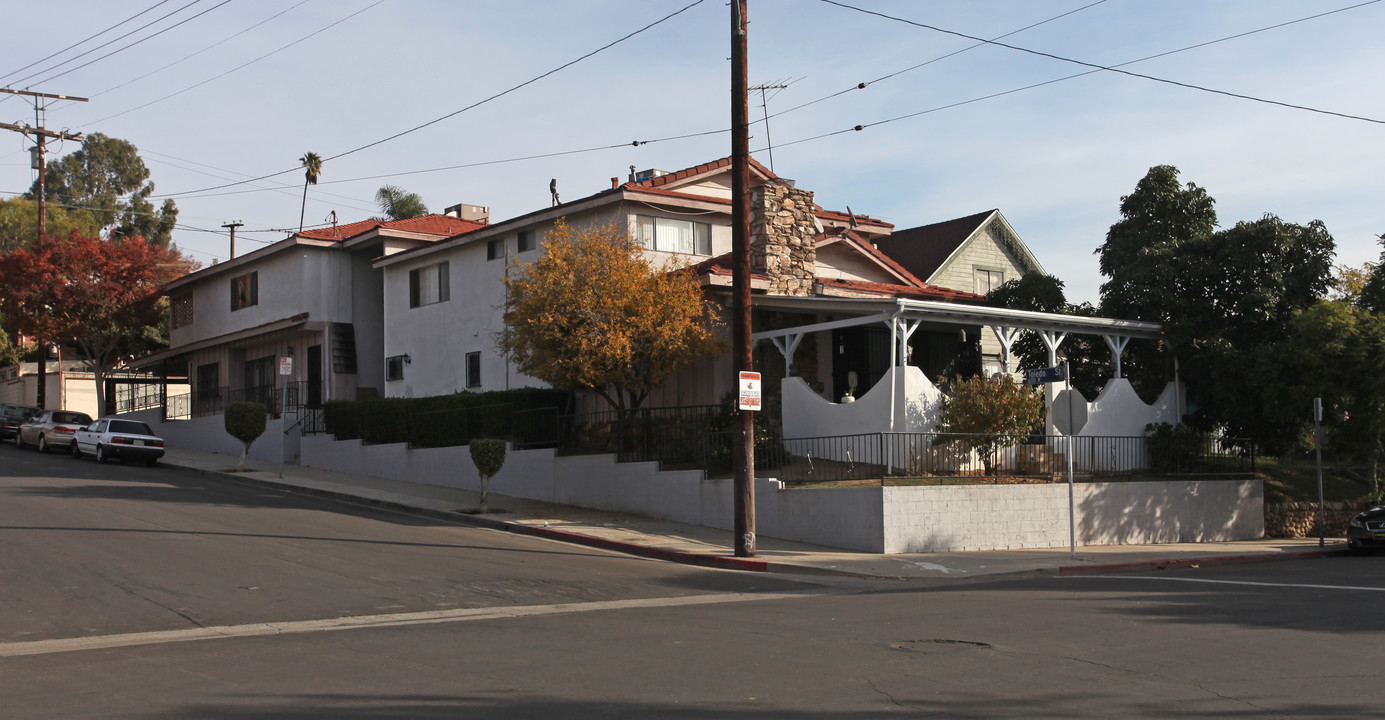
[160,447,1348,580]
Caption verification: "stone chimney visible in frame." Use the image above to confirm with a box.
[750,181,817,296]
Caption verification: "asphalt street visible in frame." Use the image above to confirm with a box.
[3,446,1382,718]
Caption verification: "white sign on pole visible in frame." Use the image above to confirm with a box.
[279,356,293,376]
[738,371,761,411]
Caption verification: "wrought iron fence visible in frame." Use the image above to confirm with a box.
[705,431,1255,485]
[163,381,322,421]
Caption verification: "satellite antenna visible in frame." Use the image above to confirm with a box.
[846,205,859,229]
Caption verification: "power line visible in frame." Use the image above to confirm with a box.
[819,0,1385,125]
[154,0,709,199]
[0,0,174,85]
[4,0,210,89]
[81,0,380,125]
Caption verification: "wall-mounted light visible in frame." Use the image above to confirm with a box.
[403,354,411,364]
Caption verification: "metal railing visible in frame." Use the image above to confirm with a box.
[705,431,1256,485]
[163,381,322,421]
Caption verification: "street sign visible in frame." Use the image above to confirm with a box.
[1024,365,1067,385]
[1051,388,1088,436]
[279,356,293,376]
[738,371,761,411]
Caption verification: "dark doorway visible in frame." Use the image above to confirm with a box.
[307,345,323,408]
[244,356,275,408]
[831,326,891,401]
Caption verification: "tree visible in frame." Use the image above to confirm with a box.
[497,220,726,414]
[0,232,195,412]
[224,401,267,471]
[298,151,322,232]
[937,374,1046,477]
[469,438,507,513]
[986,274,1106,399]
[0,197,100,253]
[27,133,178,247]
[373,184,429,221]
[0,320,21,367]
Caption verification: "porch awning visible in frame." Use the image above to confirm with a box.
[132,313,316,368]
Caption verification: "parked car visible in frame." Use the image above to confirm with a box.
[73,417,165,466]
[1,404,41,444]
[1347,505,1385,553]
[17,410,94,453]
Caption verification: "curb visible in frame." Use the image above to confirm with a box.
[1057,545,1350,576]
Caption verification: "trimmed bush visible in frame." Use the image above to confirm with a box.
[469,438,507,513]
[225,401,267,470]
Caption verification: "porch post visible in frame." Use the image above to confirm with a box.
[1103,334,1131,379]
[895,318,921,367]
[1039,330,1067,367]
[769,333,805,378]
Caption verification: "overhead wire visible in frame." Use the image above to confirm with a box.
[818,0,1385,125]
[154,0,709,199]
[0,0,175,85]
[82,0,381,125]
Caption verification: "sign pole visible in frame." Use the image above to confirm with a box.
[1314,397,1324,547]
[1066,361,1076,559]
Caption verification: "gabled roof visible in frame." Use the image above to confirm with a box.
[298,214,485,242]
[816,227,924,287]
[874,209,1045,283]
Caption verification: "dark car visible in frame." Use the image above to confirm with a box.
[1347,505,1385,553]
[1,404,41,443]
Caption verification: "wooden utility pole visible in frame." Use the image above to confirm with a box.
[0,88,86,410]
[222,221,243,259]
[730,0,756,557]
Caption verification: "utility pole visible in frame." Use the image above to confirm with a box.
[222,221,243,259]
[730,0,756,557]
[0,88,87,410]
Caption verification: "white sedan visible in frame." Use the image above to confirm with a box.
[73,417,166,466]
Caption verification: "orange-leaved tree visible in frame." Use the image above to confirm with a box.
[497,220,726,414]
[0,231,196,412]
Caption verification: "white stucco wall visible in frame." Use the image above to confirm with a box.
[298,434,1262,554]
[782,365,943,440]
[127,408,301,463]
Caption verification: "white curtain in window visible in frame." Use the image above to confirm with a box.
[657,217,693,254]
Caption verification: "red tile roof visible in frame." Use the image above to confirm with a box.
[297,214,485,242]
[821,227,927,287]
[627,156,777,190]
[817,277,984,302]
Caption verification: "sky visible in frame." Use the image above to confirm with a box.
[1,0,1381,304]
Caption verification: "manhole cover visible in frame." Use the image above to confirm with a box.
[892,639,992,653]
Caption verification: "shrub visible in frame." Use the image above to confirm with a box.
[322,388,570,447]
[225,401,267,470]
[469,438,507,513]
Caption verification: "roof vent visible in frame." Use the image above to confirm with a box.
[444,203,489,223]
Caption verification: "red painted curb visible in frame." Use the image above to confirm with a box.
[1058,546,1350,576]
[517,524,769,572]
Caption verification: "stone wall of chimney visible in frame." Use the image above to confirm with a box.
[750,182,817,297]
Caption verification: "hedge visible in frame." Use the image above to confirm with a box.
[322,387,570,447]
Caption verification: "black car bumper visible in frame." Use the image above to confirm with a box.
[106,445,165,462]
[1346,526,1385,550]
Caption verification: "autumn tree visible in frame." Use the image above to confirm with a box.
[497,220,726,414]
[0,232,195,411]
[937,374,1046,477]
[27,133,178,247]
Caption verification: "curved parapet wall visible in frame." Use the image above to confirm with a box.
[782,365,942,440]
[1080,379,1179,437]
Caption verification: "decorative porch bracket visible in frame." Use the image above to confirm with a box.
[894,318,922,366]
[1103,334,1131,379]
[769,333,805,378]
[1040,330,1067,367]
[990,325,1021,374]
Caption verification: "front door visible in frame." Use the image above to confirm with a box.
[244,356,274,409]
[307,345,323,408]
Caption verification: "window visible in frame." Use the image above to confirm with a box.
[487,238,505,260]
[386,355,407,381]
[634,215,711,255]
[465,351,481,388]
[408,261,450,308]
[196,363,220,402]
[170,292,193,329]
[231,272,258,311]
[517,230,537,253]
[975,268,1005,296]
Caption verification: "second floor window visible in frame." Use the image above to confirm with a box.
[487,238,505,260]
[635,215,711,255]
[170,292,194,329]
[231,272,258,311]
[409,261,450,308]
[975,268,1005,296]
[517,230,537,253]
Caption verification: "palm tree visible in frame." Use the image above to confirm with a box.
[373,184,429,221]
[298,152,323,233]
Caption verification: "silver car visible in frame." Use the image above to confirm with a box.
[16,410,93,453]
[73,417,166,466]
